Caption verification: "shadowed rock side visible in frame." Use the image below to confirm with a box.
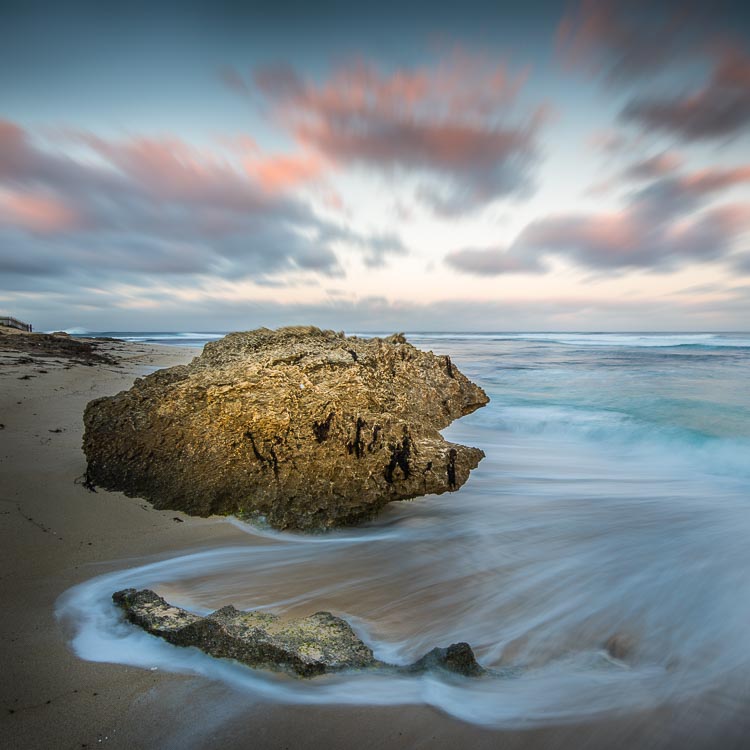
[84,327,488,529]
[113,588,485,678]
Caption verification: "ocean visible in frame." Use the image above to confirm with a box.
[58,332,750,729]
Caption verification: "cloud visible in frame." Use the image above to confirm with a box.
[515,203,749,271]
[559,2,750,142]
[358,233,407,269]
[557,0,708,83]
[314,224,407,269]
[622,152,683,180]
[0,119,407,291]
[557,0,723,85]
[225,51,547,213]
[446,163,750,276]
[218,66,252,97]
[0,188,80,233]
[622,46,750,141]
[587,129,636,155]
[627,166,750,222]
[247,151,325,193]
[444,246,542,276]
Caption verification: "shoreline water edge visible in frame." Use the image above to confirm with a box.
[3,329,750,749]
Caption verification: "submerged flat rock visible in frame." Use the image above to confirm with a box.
[113,588,485,678]
[84,326,488,529]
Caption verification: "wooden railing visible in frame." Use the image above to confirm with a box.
[0,316,32,332]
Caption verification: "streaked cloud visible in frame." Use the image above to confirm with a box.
[447,163,750,276]
[557,0,707,83]
[0,119,407,290]
[443,246,543,276]
[622,46,750,142]
[225,51,547,213]
[622,152,683,181]
[560,1,750,142]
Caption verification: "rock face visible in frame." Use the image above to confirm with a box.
[113,588,485,678]
[112,588,375,677]
[84,327,488,529]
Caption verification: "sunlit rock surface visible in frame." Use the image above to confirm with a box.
[113,588,485,678]
[84,327,488,529]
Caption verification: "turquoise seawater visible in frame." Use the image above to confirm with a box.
[59,332,750,732]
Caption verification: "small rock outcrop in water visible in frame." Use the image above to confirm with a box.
[408,642,485,677]
[604,633,635,661]
[113,588,485,678]
[84,327,488,529]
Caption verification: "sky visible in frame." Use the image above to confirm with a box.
[1,0,750,332]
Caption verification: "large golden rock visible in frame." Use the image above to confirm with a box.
[83,327,488,530]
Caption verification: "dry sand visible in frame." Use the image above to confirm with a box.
[0,332,745,749]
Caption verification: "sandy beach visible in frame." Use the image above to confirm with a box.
[0,335,243,748]
[1,332,748,750]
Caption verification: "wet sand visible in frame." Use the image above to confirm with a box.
[1,334,746,749]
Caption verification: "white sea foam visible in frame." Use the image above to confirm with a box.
[57,333,750,728]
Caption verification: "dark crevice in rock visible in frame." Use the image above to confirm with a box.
[384,429,412,483]
[367,424,381,452]
[245,431,279,479]
[268,447,280,479]
[244,430,266,463]
[347,416,366,458]
[447,448,458,489]
[312,412,335,443]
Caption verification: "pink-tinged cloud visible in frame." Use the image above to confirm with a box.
[0,119,409,283]
[623,45,750,141]
[247,151,325,193]
[586,148,683,197]
[520,212,637,257]
[0,189,79,233]
[627,164,750,222]
[559,2,750,141]
[557,0,708,82]
[680,165,750,194]
[80,134,276,212]
[226,51,546,212]
[447,159,750,277]
[447,203,749,277]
